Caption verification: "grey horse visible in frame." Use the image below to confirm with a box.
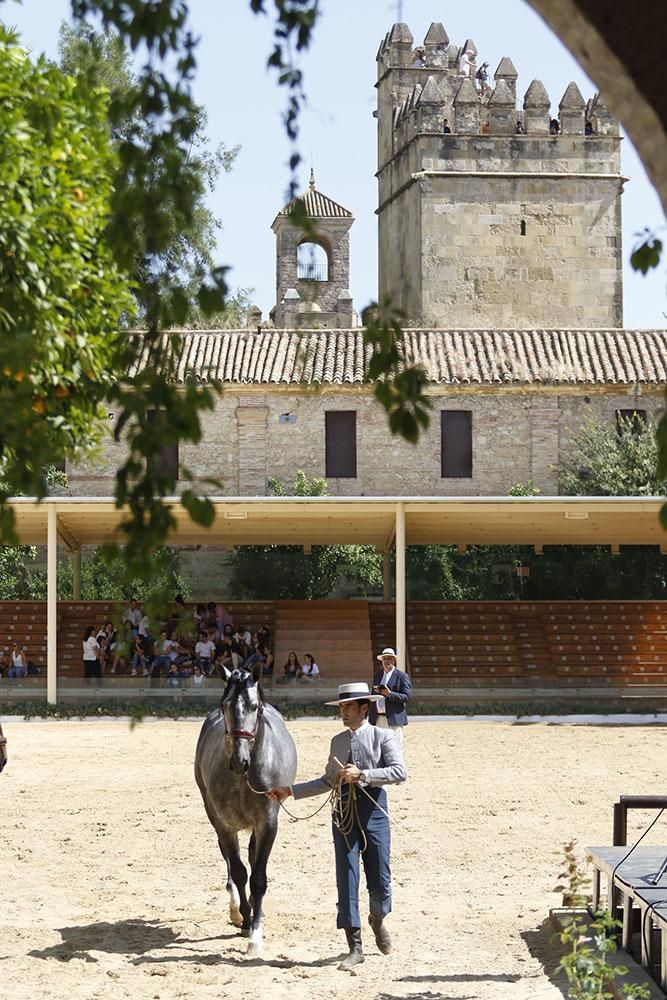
[0,721,7,774]
[194,664,297,956]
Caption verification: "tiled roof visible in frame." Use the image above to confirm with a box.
[132,329,667,387]
[278,187,353,219]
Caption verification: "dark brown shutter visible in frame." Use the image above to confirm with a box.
[325,411,357,478]
[147,409,179,480]
[441,410,472,478]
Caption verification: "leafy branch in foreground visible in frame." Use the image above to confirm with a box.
[0,1,433,581]
[554,841,650,999]
[363,300,432,443]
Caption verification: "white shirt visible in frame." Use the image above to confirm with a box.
[83,636,99,660]
[303,660,320,677]
[376,666,394,715]
[196,640,215,658]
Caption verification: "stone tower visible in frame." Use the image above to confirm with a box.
[271,171,355,328]
[376,23,624,328]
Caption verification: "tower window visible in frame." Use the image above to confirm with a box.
[520,219,526,236]
[325,411,357,478]
[147,409,179,480]
[297,242,329,281]
[441,410,472,478]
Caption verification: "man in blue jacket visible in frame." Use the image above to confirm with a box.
[369,647,411,751]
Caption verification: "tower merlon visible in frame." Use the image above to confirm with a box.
[423,21,449,65]
[489,79,516,135]
[523,79,551,134]
[494,56,518,103]
[559,80,586,134]
[453,77,480,134]
[377,22,414,72]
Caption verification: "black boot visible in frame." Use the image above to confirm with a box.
[369,912,392,954]
[338,927,364,970]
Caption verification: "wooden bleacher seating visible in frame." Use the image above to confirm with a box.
[0,599,663,687]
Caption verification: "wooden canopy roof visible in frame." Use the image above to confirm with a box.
[8,496,665,552]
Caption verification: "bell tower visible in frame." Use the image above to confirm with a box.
[376,22,624,328]
[271,171,356,328]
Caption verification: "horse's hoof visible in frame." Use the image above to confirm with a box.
[240,927,250,937]
[229,909,243,929]
[246,941,262,958]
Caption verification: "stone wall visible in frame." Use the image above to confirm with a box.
[376,22,624,329]
[66,385,663,499]
[378,135,624,329]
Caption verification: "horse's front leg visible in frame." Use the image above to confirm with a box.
[217,829,251,933]
[246,817,278,958]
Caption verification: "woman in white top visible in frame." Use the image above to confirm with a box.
[82,626,101,684]
[300,652,320,681]
[8,644,27,679]
[190,666,206,689]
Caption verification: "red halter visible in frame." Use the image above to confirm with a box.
[228,697,264,741]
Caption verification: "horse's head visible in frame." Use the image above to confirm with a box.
[221,665,263,774]
[0,723,7,774]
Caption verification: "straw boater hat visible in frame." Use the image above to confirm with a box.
[376,647,397,662]
[325,682,382,706]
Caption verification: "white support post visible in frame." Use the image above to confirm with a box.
[47,503,58,705]
[383,551,392,601]
[72,548,81,601]
[395,502,406,673]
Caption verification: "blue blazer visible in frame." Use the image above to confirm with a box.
[369,667,411,727]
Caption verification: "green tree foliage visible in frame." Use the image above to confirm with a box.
[404,436,667,601]
[555,841,650,999]
[33,545,189,601]
[0,0,432,576]
[57,21,244,315]
[629,226,666,527]
[0,544,189,601]
[229,472,383,599]
[560,414,666,496]
[0,28,134,521]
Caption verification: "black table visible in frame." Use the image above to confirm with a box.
[587,845,667,990]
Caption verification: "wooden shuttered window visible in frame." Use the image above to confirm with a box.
[441,410,472,478]
[147,409,179,481]
[325,410,357,479]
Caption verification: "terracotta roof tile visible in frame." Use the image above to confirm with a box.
[278,187,352,220]
[147,329,667,387]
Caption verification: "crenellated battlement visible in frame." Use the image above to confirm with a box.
[377,21,619,157]
[376,22,624,331]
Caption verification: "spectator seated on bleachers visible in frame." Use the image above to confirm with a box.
[240,635,273,678]
[189,665,206,689]
[216,633,242,675]
[195,633,216,675]
[152,631,174,676]
[281,651,300,684]
[8,643,28,679]
[216,602,234,632]
[130,635,148,676]
[96,622,117,674]
[257,623,271,649]
[234,624,252,660]
[122,599,142,639]
[299,652,321,682]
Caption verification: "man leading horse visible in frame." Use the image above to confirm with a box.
[266,681,407,971]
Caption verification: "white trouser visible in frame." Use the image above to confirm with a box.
[375,714,404,751]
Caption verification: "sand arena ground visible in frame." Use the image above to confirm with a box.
[1,717,665,1000]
